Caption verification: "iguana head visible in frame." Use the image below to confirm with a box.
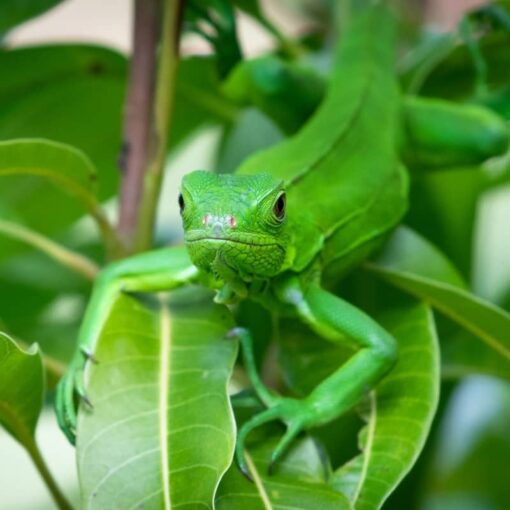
[179,170,290,278]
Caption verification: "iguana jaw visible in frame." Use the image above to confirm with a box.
[184,232,286,278]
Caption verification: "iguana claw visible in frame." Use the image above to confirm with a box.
[55,348,96,444]
[235,399,307,480]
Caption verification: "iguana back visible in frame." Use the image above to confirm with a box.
[236,5,407,278]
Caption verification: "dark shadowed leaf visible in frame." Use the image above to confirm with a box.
[406,167,485,277]
[0,0,63,34]
[216,418,352,510]
[172,56,239,149]
[0,45,126,199]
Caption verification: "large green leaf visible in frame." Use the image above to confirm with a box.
[332,301,440,510]
[367,226,510,364]
[0,44,126,199]
[0,332,43,444]
[216,419,352,509]
[0,0,63,34]
[0,139,116,257]
[77,287,238,509]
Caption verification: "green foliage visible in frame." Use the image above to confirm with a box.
[332,301,440,509]
[0,332,43,443]
[77,288,238,509]
[369,227,510,364]
[0,333,72,509]
[0,45,126,200]
[217,433,351,509]
[1,0,510,509]
[0,139,114,256]
[0,0,63,34]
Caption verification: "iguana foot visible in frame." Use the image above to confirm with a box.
[235,396,312,480]
[228,327,314,479]
[55,349,95,445]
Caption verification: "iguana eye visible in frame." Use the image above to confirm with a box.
[178,193,185,213]
[273,192,286,221]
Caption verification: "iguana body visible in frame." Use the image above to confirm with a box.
[55,4,508,477]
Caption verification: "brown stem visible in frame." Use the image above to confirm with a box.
[118,0,184,253]
[135,0,183,251]
[117,0,161,251]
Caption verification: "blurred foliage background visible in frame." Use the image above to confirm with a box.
[0,0,509,508]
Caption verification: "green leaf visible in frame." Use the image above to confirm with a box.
[332,301,440,510]
[0,138,117,257]
[0,332,73,509]
[0,44,127,199]
[216,428,352,509]
[172,56,239,150]
[0,332,43,444]
[367,226,510,364]
[0,0,63,34]
[223,56,326,134]
[441,328,510,381]
[77,287,238,509]
[406,167,485,277]
[0,138,96,200]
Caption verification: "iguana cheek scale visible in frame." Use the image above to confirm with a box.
[54,3,503,479]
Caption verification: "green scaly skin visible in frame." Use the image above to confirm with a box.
[56,170,398,479]
[55,3,509,478]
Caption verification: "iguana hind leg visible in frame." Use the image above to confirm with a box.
[233,276,398,478]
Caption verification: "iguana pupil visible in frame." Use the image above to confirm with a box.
[273,193,286,221]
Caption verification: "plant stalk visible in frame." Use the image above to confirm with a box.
[118,0,183,253]
[25,435,74,510]
[0,219,98,280]
[135,0,182,251]
[117,0,161,251]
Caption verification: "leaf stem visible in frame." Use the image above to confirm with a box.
[0,219,99,281]
[25,435,74,510]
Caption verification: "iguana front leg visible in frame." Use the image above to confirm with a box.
[233,276,397,478]
[55,246,200,443]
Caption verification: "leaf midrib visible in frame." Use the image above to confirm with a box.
[159,298,172,509]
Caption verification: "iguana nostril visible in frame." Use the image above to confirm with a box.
[227,215,237,228]
[202,214,237,230]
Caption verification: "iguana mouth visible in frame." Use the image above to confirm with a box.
[187,238,278,247]
[185,230,279,246]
